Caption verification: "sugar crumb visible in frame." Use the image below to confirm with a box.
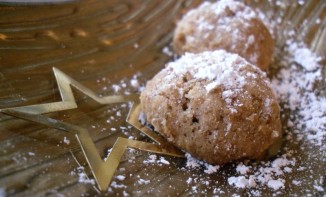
[267,179,285,190]
[0,188,5,197]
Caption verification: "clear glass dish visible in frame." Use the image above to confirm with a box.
[0,0,325,196]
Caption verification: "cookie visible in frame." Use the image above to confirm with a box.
[173,0,274,71]
[140,50,282,164]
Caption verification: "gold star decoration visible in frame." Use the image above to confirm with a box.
[0,67,184,191]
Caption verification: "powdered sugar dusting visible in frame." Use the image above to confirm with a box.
[225,152,296,191]
[185,153,220,174]
[236,163,250,175]
[291,44,322,71]
[179,0,273,69]
[75,1,324,196]
[143,154,171,166]
[164,50,267,93]
[228,176,257,189]
[196,0,258,21]
[0,188,5,197]
[272,40,325,146]
[176,2,325,195]
[219,39,325,193]
[76,167,96,185]
[267,179,285,190]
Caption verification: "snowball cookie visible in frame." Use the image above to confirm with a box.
[173,0,274,71]
[140,50,282,165]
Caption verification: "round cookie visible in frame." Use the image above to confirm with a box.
[140,50,282,165]
[173,0,274,71]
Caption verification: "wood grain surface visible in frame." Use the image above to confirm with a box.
[0,0,325,196]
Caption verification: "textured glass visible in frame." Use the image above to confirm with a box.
[0,0,325,196]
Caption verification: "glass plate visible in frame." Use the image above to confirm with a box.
[0,0,325,196]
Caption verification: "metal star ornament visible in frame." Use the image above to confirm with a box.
[0,67,184,191]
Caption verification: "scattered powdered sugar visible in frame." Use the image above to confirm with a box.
[314,185,324,192]
[97,72,144,96]
[98,33,323,197]
[63,136,70,145]
[272,40,325,147]
[177,9,325,195]
[158,157,170,165]
[116,175,126,181]
[196,0,257,21]
[162,46,174,56]
[76,167,96,185]
[225,152,296,191]
[110,181,127,189]
[290,43,322,71]
[0,188,5,197]
[292,179,301,186]
[143,154,158,164]
[77,1,324,196]
[143,154,171,166]
[228,176,257,189]
[236,163,250,175]
[267,179,285,190]
[185,153,220,174]
[219,39,324,193]
[138,179,151,185]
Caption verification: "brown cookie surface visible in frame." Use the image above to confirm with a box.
[173,0,274,71]
[140,50,282,164]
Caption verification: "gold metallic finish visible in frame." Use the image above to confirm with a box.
[0,67,184,192]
